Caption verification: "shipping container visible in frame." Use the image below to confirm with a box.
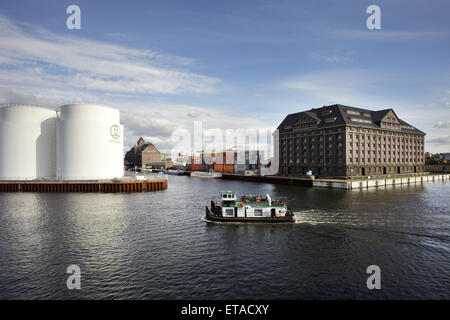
[223,165,234,174]
[214,153,222,164]
[188,156,201,164]
[224,151,234,165]
[191,163,201,171]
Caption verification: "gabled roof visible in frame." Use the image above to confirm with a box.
[371,109,391,123]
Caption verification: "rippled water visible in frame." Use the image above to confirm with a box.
[0,176,449,299]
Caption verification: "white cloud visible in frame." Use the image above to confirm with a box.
[277,69,394,108]
[427,135,450,145]
[442,97,450,107]
[118,102,273,153]
[0,14,220,95]
[434,120,450,128]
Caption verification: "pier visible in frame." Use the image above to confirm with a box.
[0,180,168,193]
[221,173,450,189]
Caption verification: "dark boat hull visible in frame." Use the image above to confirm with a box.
[206,206,295,223]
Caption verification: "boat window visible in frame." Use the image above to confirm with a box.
[254,209,263,216]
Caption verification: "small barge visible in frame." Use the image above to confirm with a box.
[206,191,295,223]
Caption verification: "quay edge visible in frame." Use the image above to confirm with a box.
[220,173,450,190]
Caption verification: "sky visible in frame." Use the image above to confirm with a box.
[0,0,449,153]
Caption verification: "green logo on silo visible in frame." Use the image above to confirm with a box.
[110,124,121,139]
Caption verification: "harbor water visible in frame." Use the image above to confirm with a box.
[0,176,449,299]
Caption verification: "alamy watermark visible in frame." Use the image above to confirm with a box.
[169,120,279,175]
[366,5,381,30]
[66,5,81,30]
[66,264,81,290]
[366,265,381,290]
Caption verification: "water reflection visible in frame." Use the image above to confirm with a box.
[0,177,449,299]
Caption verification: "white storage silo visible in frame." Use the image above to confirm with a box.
[0,105,56,180]
[56,104,124,180]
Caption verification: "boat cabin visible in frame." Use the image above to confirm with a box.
[220,190,237,202]
[217,191,288,218]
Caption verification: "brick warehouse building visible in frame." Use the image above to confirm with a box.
[277,104,425,178]
[124,137,161,169]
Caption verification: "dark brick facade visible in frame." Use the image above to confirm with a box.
[124,137,161,169]
[278,104,426,178]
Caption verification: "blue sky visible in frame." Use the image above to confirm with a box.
[0,0,449,152]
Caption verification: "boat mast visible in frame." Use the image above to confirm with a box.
[266,193,272,206]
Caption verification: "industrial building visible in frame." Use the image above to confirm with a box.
[0,104,124,181]
[124,137,166,169]
[277,104,425,178]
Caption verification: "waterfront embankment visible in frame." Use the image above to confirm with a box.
[0,179,168,193]
[221,173,450,189]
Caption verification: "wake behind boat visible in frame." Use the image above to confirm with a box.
[191,171,222,179]
[206,191,294,223]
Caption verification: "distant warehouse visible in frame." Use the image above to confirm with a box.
[277,104,425,178]
[124,137,172,170]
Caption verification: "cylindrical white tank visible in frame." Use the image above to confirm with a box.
[0,105,56,180]
[56,104,124,180]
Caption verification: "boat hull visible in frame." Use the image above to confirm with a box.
[206,206,295,223]
[166,171,185,175]
[191,174,221,179]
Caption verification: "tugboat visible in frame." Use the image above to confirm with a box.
[206,191,295,223]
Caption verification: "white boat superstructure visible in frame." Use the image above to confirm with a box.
[190,171,222,179]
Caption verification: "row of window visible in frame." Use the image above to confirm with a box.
[349,158,423,163]
[349,142,423,150]
[348,134,423,144]
[349,166,424,174]
[349,150,423,156]
[280,165,424,176]
[282,135,343,144]
[347,128,423,138]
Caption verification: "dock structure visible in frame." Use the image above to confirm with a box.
[313,174,450,189]
[221,173,450,190]
[0,180,167,193]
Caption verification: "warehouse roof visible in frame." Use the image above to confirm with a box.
[278,104,425,135]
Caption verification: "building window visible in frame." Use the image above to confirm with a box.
[351,117,372,124]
